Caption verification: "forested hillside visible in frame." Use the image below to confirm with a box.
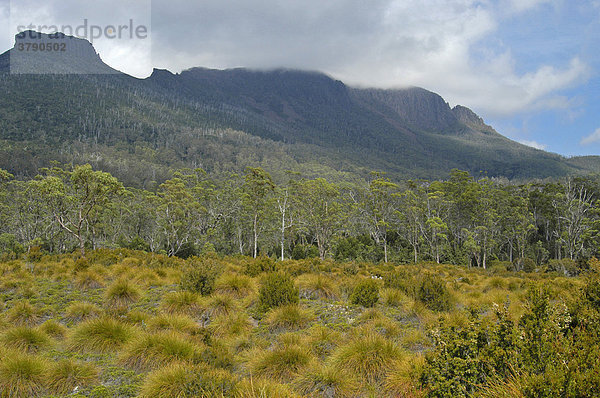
[1,32,599,184]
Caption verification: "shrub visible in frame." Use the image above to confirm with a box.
[244,255,277,277]
[418,274,452,311]
[249,345,312,382]
[119,332,203,370]
[330,332,403,384]
[1,327,52,353]
[180,258,223,296]
[0,351,46,397]
[384,268,417,296]
[266,304,314,331]
[46,359,99,395]
[104,279,141,309]
[258,272,299,312]
[69,317,134,353]
[350,279,379,307]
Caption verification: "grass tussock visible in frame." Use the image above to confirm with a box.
[215,273,256,298]
[296,274,338,300]
[46,358,99,395]
[119,331,203,370]
[266,304,314,332]
[0,350,47,398]
[330,331,403,384]
[293,364,359,398]
[69,317,134,353]
[249,344,313,382]
[160,291,203,316]
[64,301,102,323]
[104,278,142,309]
[1,326,52,353]
[6,300,39,327]
[139,363,238,398]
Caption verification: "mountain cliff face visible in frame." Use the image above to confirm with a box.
[0,32,596,183]
[3,31,118,74]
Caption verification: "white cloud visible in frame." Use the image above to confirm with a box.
[581,128,600,145]
[1,0,590,115]
[145,0,589,117]
[519,139,547,150]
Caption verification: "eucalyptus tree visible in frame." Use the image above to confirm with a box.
[294,178,342,260]
[243,167,275,258]
[32,164,124,256]
[357,173,399,263]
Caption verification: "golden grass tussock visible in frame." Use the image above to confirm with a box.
[293,364,360,398]
[104,278,142,309]
[266,304,315,332]
[6,300,40,327]
[46,358,99,395]
[64,301,103,323]
[138,363,239,398]
[295,273,339,300]
[147,313,202,335]
[119,331,204,370]
[214,273,256,298]
[160,290,204,316]
[0,350,47,398]
[329,330,403,384]
[1,326,53,353]
[69,317,135,353]
[248,344,313,382]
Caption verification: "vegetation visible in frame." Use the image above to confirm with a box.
[0,248,596,397]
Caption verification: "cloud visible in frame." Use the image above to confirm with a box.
[518,139,547,150]
[1,0,591,117]
[581,128,600,145]
[146,0,589,117]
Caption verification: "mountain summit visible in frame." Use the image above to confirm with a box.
[0,31,118,74]
[0,32,598,182]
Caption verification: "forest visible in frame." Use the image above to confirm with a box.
[1,164,599,273]
[1,165,600,397]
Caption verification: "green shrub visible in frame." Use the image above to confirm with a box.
[258,272,299,312]
[350,279,379,307]
[243,255,277,277]
[384,268,417,296]
[418,274,452,311]
[180,258,223,295]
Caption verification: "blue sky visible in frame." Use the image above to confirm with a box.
[1,0,599,157]
[477,1,600,156]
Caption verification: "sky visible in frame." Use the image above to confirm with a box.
[0,0,599,157]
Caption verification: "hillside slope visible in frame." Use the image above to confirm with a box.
[0,31,596,183]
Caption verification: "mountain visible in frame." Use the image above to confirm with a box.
[0,32,597,185]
